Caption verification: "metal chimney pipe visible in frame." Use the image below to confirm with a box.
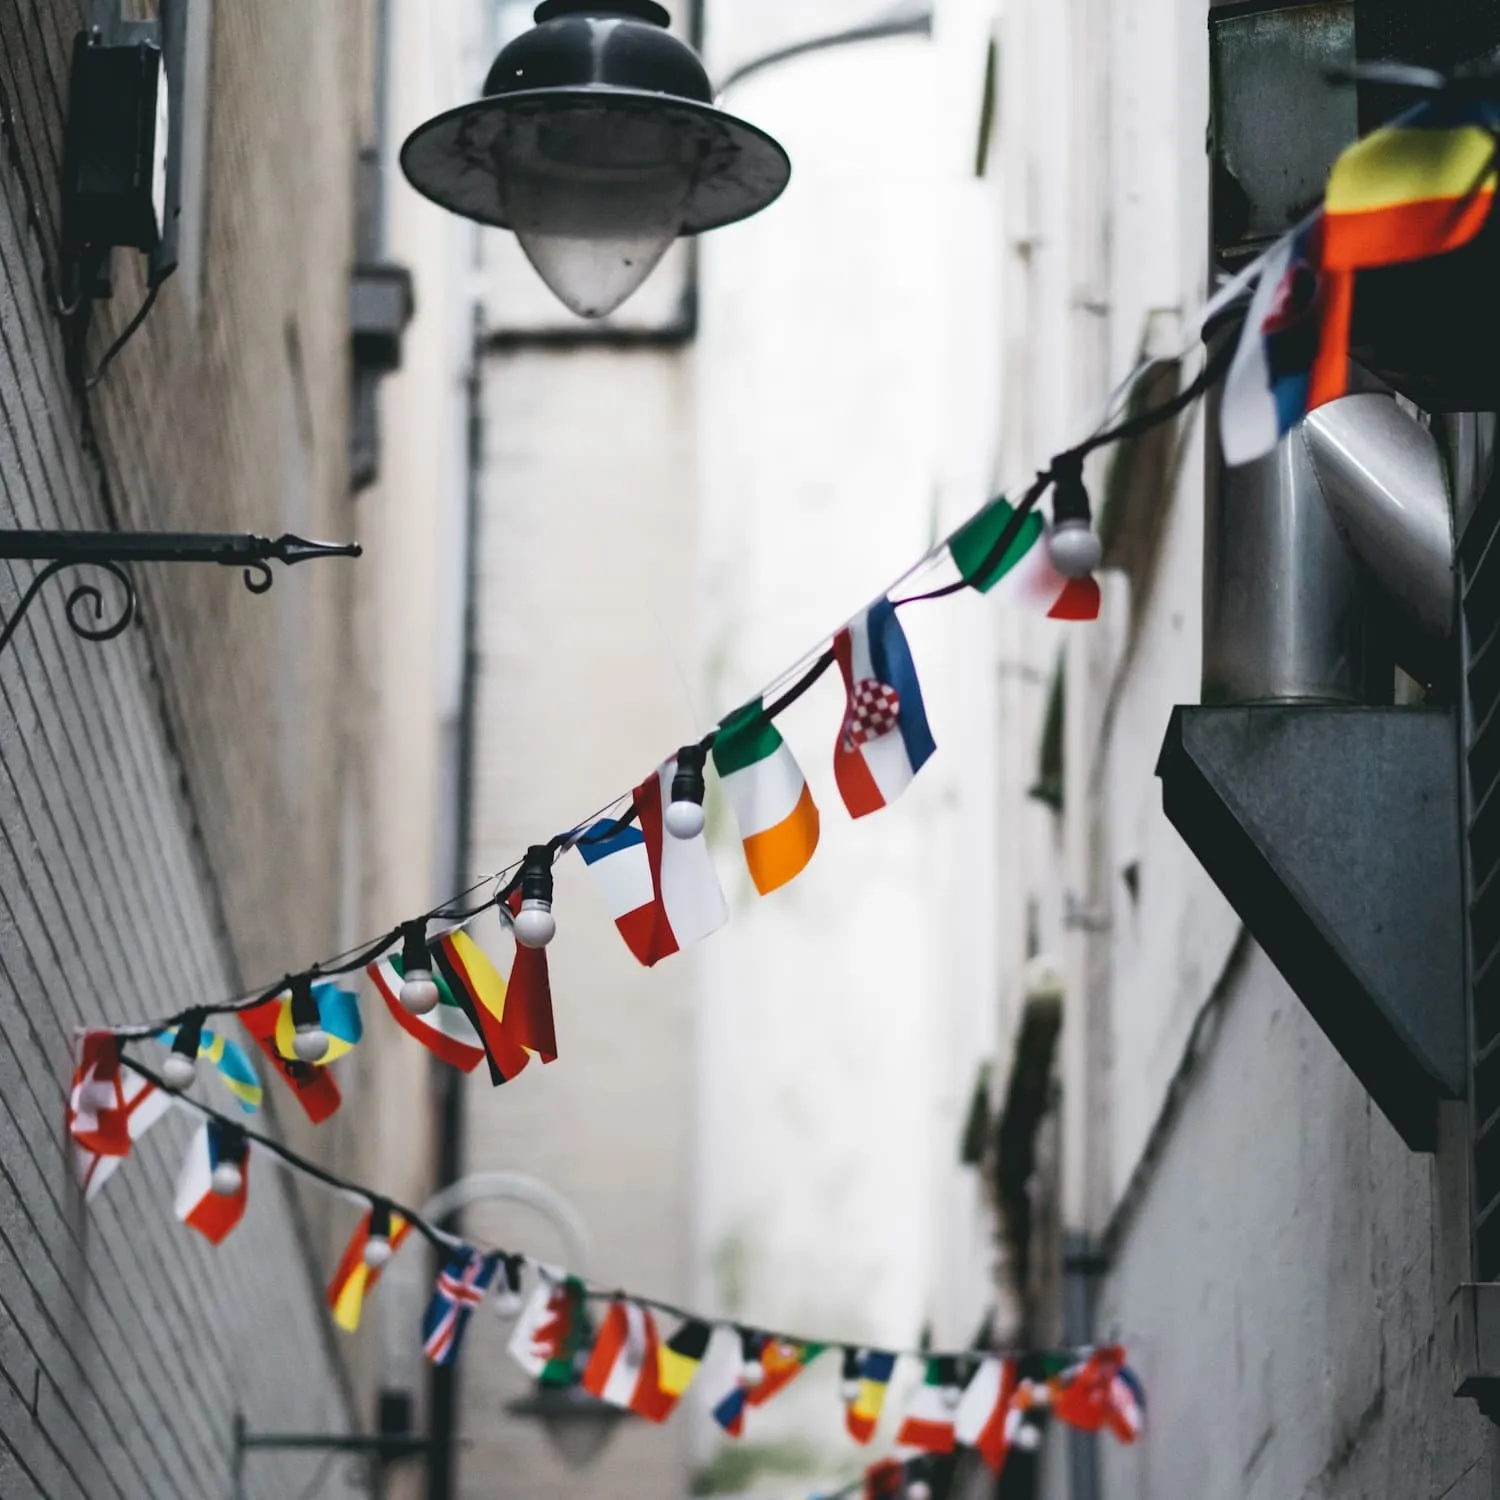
[1299,394,1454,687]
[1202,338,1392,705]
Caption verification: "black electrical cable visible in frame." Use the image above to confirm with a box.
[99,320,1243,1043]
[84,279,162,391]
[118,1052,1114,1366]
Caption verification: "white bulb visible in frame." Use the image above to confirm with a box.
[740,1361,765,1389]
[664,799,706,840]
[161,1052,197,1091]
[293,1025,330,1063]
[399,970,440,1016]
[1048,519,1102,578]
[363,1237,394,1270]
[1015,1423,1042,1452]
[941,1384,963,1411]
[210,1161,244,1197]
[908,1482,932,1500]
[840,1379,860,1403]
[493,1289,525,1320]
[513,899,556,950]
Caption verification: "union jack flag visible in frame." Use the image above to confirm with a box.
[423,1248,502,1367]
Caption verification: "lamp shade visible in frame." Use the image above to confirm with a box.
[400,0,790,318]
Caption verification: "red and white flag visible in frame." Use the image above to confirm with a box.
[74,1068,171,1201]
[955,1358,1019,1472]
[68,1032,133,1158]
[174,1122,249,1246]
[582,1300,663,1417]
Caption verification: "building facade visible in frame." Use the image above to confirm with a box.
[0,2,453,1496]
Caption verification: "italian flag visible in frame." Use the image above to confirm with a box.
[712,701,820,895]
[367,952,487,1073]
[896,1357,961,1454]
[940,497,1101,621]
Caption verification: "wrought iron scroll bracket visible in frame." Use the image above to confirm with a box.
[0,531,361,660]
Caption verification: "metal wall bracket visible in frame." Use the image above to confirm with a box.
[1451,1283,1500,1422]
[1157,704,1466,1152]
[0,531,361,659]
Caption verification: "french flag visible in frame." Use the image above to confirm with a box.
[577,758,728,967]
[173,1122,249,1246]
[832,599,936,819]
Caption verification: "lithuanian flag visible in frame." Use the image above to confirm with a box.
[712,702,820,896]
[1324,98,1500,271]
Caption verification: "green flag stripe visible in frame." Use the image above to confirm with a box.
[948,498,1044,592]
[713,699,785,778]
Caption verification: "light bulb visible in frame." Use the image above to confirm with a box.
[1049,519,1102,578]
[907,1482,932,1500]
[363,1236,394,1270]
[494,1256,525,1317]
[740,1360,765,1389]
[1015,1423,1042,1452]
[664,799,706,840]
[513,899,556,949]
[161,1051,197,1091]
[211,1161,244,1197]
[840,1377,860,1402]
[840,1349,862,1403]
[163,1015,205,1092]
[513,846,556,948]
[399,968,440,1016]
[293,1025,330,1063]
[493,1287,525,1319]
[666,744,708,840]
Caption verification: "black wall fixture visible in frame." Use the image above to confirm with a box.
[1158,705,1466,1152]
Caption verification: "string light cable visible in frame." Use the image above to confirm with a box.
[89,294,1251,1046]
[118,1054,1134,1368]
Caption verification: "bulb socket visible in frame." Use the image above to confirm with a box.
[163,1014,205,1091]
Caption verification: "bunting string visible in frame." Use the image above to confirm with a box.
[68,1051,1145,1475]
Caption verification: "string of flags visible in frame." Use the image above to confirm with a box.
[66,1046,1145,1480]
[68,85,1498,1120]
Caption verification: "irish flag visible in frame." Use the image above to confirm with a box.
[712,701,820,895]
[367,951,487,1073]
[942,498,1101,621]
[577,759,729,966]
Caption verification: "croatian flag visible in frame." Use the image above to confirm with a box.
[174,1121,249,1246]
[577,760,728,967]
[423,1249,501,1367]
[1220,213,1350,467]
[832,599,936,819]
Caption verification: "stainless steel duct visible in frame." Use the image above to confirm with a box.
[1300,394,1455,686]
[1203,361,1391,705]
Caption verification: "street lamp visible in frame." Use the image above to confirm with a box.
[412,1171,625,1491]
[400,0,790,319]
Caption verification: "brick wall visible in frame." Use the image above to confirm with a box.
[0,1,386,1495]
